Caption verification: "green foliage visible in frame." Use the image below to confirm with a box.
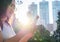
[57,11,60,31]
[28,25,51,42]
[52,11,60,42]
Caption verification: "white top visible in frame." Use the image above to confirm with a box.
[1,22,16,40]
[0,27,1,31]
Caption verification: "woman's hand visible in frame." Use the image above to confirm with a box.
[19,15,39,42]
[19,32,33,42]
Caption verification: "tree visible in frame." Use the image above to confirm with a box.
[28,25,51,42]
[52,11,60,42]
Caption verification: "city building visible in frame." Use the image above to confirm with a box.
[52,1,60,22]
[28,2,37,17]
[39,1,49,25]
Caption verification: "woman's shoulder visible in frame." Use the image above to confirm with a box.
[1,22,16,39]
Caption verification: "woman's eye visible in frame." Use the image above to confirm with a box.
[10,4,15,9]
[10,4,13,7]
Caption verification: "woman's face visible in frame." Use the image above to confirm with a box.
[6,0,15,18]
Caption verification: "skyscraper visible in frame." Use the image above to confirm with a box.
[28,2,37,17]
[39,1,49,25]
[52,1,60,31]
[52,1,60,22]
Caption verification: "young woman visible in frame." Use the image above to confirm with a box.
[0,0,29,42]
[0,0,39,42]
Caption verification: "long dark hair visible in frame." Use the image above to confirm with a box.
[0,0,12,30]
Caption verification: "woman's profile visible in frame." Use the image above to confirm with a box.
[0,0,38,42]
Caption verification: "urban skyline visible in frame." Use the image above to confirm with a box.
[15,0,59,24]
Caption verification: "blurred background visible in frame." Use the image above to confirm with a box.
[12,0,60,42]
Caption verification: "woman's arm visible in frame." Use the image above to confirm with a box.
[0,26,3,42]
[5,15,39,42]
[0,31,3,42]
[4,30,28,42]
[19,32,33,42]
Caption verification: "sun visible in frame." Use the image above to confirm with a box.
[19,16,29,26]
